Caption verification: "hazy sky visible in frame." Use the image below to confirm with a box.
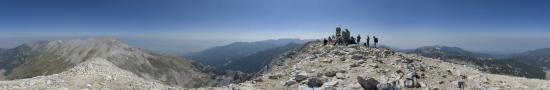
[1,0,550,54]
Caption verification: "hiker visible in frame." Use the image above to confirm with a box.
[366,35,370,47]
[344,29,350,45]
[336,27,342,38]
[458,81,465,90]
[373,36,378,48]
[338,36,344,45]
[349,37,355,44]
[335,27,342,45]
[323,38,328,45]
[328,37,332,44]
[357,35,361,43]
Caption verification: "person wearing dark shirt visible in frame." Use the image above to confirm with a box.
[366,35,370,48]
[373,36,378,48]
[357,35,361,43]
[323,38,328,46]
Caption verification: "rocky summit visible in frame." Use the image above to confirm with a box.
[208,41,550,90]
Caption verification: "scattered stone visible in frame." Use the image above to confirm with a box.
[377,83,399,90]
[357,76,379,90]
[369,63,379,68]
[352,55,363,60]
[320,58,332,63]
[307,78,324,88]
[284,80,297,86]
[396,70,403,74]
[404,79,414,88]
[350,63,360,67]
[323,87,336,90]
[293,71,309,82]
[324,71,337,77]
[294,75,308,82]
[419,81,426,87]
[323,81,338,87]
[357,60,367,64]
[254,78,263,82]
[268,75,282,79]
[339,57,347,61]
[336,73,346,79]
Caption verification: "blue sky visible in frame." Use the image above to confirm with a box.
[1,0,550,53]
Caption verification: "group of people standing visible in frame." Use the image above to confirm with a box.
[323,27,379,48]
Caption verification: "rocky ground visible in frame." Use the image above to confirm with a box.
[209,41,550,90]
[0,41,549,90]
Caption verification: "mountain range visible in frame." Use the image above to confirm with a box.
[0,38,213,87]
[184,39,306,73]
[507,48,550,68]
[221,43,302,73]
[401,45,548,79]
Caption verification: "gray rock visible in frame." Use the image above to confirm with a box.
[294,75,308,82]
[323,87,336,90]
[350,63,360,67]
[325,71,337,77]
[307,78,324,88]
[268,75,282,79]
[419,81,426,88]
[404,79,414,88]
[336,73,346,79]
[357,76,379,90]
[294,71,309,82]
[324,81,338,87]
[377,83,400,90]
[352,54,364,60]
[284,80,297,86]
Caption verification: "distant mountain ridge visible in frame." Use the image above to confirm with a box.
[221,43,302,73]
[0,38,213,87]
[404,45,493,59]
[402,45,546,79]
[184,39,306,67]
[509,48,550,68]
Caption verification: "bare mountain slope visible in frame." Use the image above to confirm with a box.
[0,38,212,87]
